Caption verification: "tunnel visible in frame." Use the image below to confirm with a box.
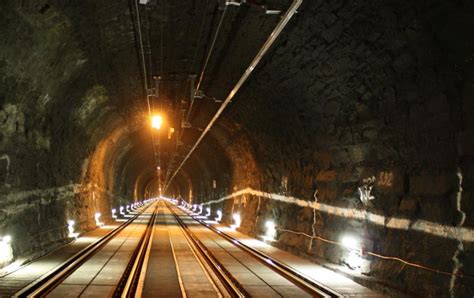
[0,0,473,297]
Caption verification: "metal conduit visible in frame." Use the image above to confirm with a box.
[164,0,303,192]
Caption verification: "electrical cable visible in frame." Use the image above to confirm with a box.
[194,5,228,94]
[164,0,302,192]
[163,5,228,188]
[276,228,474,280]
[133,0,159,171]
[188,0,212,75]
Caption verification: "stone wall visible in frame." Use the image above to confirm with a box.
[191,0,474,297]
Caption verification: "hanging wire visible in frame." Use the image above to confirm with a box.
[160,0,164,78]
[133,0,159,171]
[164,4,228,188]
[134,0,151,114]
[157,0,165,192]
[188,4,228,121]
[144,4,154,89]
[276,228,474,280]
[188,0,211,75]
[164,0,302,192]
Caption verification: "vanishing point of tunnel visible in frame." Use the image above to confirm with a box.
[0,0,473,297]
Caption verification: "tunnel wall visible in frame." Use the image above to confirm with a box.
[0,2,142,266]
[182,1,474,297]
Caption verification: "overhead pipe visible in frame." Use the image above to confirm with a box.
[164,0,303,192]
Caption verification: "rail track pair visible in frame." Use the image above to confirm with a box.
[14,200,341,297]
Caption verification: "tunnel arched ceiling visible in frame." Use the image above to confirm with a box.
[0,0,286,197]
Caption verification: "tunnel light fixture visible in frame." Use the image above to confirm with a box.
[206,207,211,217]
[263,220,277,241]
[67,220,79,239]
[340,234,365,272]
[168,127,175,139]
[112,209,117,219]
[231,213,241,230]
[344,250,363,272]
[95,212,103,227]
[126,205,130,212]
[120,206,125,215]
[193,204,197,212]
[151,114,163,130]
[341,235,360,251]
[0,235,13,265]
[199,204,203,214]
[216,210,223,222]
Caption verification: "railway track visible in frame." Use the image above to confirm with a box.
[12,199,344,297]
[167,201,342,298]
[14,202,157,298]
[166,202,247,297]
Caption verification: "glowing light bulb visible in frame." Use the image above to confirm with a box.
[95,212,103,227]
[232,213,241,229]
[341,235,359,250]
[67,220,78,238]
[2,235,12,243]
[340,235,364,272]
[264,220,276,240]
[0,235,13,264]
[151,115,163,129]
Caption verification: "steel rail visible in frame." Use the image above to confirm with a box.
[164,0,303,192]
[166,201,246,297]
[14,202,154,298]
[115,204,159,297]
[176,204,342,298]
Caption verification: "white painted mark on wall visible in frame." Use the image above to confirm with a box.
[358,176,375,204]
[0,154,10,187]
[309,188,318,252]
[201,187,474,242]
[449,167,466,297]
[281,176,288,192]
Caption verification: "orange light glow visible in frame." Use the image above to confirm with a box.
[151,115,163,129]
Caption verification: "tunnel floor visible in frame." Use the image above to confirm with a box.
[0,200,384,297]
